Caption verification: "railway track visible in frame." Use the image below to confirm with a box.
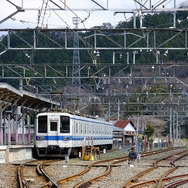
[17,147,187,188]
[55,148,175,188]
[122,149,188,188]
[122,174,188,188]
[164,177,188,188]
[17,159,60,188]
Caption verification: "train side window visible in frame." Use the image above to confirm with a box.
[50,122,57,131]
[74,122,76,134]
[60,116,70,133]
[76,123,78,134]
[80,123,83,134]
[84,123,86,134]
[87,124,89,134]
[79,122,81,134]
[85,123,87,134]
[38,116,47,133]
[91,124,93,134]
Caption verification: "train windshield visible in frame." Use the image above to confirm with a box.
[60,116,70,133]
[38,115,47,133]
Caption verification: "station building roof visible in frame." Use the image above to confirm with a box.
[113,125,124,132]
[114,120,136,131]
[0,82,60,111]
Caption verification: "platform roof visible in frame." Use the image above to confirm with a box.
[0,82,60,111]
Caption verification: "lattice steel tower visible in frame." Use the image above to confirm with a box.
[72,17,80,86]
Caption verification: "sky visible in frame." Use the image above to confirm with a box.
[0,0,184,32]
[0,0,186,41]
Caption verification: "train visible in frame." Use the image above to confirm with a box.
[35,111,114,157]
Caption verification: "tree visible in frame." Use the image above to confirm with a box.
[179,1,188,8]
[88,97,104,117]
[144,123,155,140]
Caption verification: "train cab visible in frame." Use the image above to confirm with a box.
[36,112,72,157]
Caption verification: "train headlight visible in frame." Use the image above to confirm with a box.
[37,136,44,140]
[63,137,70,141]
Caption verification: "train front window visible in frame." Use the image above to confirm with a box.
[50,122,57,131]
[60,116,70,133]
[38,116,47,133]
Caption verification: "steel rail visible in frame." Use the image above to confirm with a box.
[57,148,173,186]
[39,163,59,188]
[122,149,188,188]
[17,159,60,188]
[164,178,188,188]
[39,160,61,188]
[57,156,128,185]
[17,163,24,188]
[156,150,188,188]
[123,165,157,188]
[126,174,188,188]
[17,160,38,188]
[73,157,128,188]
[74,148,176,188]
[156,167,178,188]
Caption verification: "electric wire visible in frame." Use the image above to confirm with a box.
[58,0,95,60]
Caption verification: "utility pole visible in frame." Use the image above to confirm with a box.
[169,107,172,146]
[72,17,80,87]
[176,112,179,146]
[173,110,176,146]
[135,114,140,153]
[117,99,120,120]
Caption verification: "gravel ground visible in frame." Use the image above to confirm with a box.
[0,147,187,188]
[46,147,188,188]
[0,164,17,188]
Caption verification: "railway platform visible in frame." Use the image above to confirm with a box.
[0,82,60,163]
[0,145,34,163]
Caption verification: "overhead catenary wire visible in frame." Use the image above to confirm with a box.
[57,0,95,60]
[46,3,95,61]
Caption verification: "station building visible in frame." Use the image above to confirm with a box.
[113,120,136,145]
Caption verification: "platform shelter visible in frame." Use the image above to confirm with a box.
[0,82,60,162]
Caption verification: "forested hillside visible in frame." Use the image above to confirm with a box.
[0,9,188,65]
[0,6,188,137]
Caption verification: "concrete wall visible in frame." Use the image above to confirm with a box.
[0,145,33,163]
[0,146,6,163]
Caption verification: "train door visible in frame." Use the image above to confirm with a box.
[49,120,59,145]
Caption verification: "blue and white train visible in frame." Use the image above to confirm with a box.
[35,111,113,157]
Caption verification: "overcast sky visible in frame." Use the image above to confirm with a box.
[0,0,185,31]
